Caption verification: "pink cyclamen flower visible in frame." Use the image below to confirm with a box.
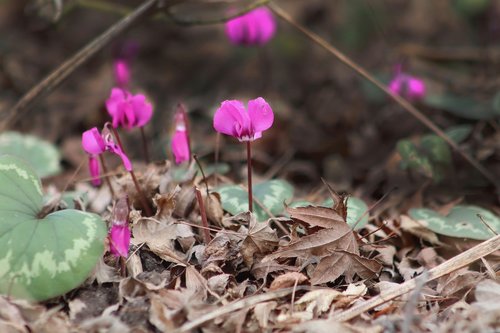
[171,106,190,164]
[113,59,130,88]
[225,7,276,46]
[106,88,153,130]
[81,127,133,184]
[213,97,274,142]
[109,197,131,258]
[389,73,426,100]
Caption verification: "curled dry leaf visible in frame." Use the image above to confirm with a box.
[264,206,381,284]
[241,212,279,267]
[269,272,309,290]
[295,289,341,315]
[203,191,224,226]
[207,274,232,295]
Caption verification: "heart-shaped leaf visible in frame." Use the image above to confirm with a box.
[0,156,106,301]
[409,205,500,240]
[217,179,294,221]
[423,93,500,120]
[0,131,61,178]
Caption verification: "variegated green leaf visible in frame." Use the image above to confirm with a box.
[0,156,106,301]
[0,131,61,178]
[217,179,294,221]
[409,205,500,240]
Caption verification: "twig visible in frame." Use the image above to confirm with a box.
[477,214,498,236]
[174,286,313,332]
[269,3,499,191]
[0,0,161,130]
[331,234,500,322]
[195,187,212,244]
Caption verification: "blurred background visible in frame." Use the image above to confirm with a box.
[0,0,499,206]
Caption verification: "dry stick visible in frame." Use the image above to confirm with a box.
[269,4,499,191]
[331,234,500,322]
[247,141,253,212]
[0,0,161,131]
[195,187,212,244]
[139,127,150,164]
[174,286,313,333]
[99,155,115,197]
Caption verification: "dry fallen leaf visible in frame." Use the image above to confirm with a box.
[264,206,381,284]
[241,212,279,267]
[269,272,309,290]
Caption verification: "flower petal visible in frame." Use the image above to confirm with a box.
[131,94,153,127]
[106,88,127,124]
[171,129,190,164]
[248,97,274,134]
[89,156,101,186]
[213,100,249,138]
[109,224,131,258]
[82,127,106,155]
[225,15,246,45]
[254,8,276,44]
[114,59,130,88]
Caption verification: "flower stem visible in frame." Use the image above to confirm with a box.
[195,187,211,244]
[110,126,152,216]
[140,127,150,163]
[129,169,153,216]
[246,141,253,213]
[120,256,127,277]
[99,155,115,198]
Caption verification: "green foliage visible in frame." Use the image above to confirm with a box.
[453,0,490,17]
[0,156,106,301]
[0,131,61,178]
[397,125,472,182]
[217,179,294,221]
[423,93,500,120]
[409,205,500,240]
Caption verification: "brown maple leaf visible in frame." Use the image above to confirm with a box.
[264,206,381,285]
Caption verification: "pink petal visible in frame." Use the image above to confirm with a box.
[131,94,153,127]
[254,8,276,44]
[109,224,131,258]
[388,77,402,95]
[106,88,127,123]
[114,59,130,88]
[121,101,137,129]
[225,15,246,45]
[247,97,274,135]
[171,129,190,164]
[89,156,101,186]
[82,127,106,155]
[213,100,249,138]
[408,78,426,99]
[108,144,133,171]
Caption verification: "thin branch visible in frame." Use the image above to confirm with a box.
[269,3,499,191]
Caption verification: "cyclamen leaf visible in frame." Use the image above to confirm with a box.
[217,179,294,221]
[0,156,106,301]
[0,131,61,178]
[409,205,500,240]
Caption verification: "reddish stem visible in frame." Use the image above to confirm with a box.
[195,187,211,244]
[99,154,115,198]
[246,141,253,212]
[129,170,153,216]
[140,127,150,164]
[109,125,152,216]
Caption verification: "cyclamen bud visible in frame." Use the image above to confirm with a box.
[108,197,131,258]
[171,104,191,164]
